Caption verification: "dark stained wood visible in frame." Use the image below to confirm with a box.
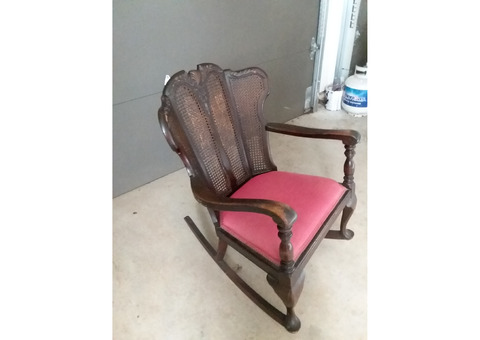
[266,122,360,145]
[158,63,361,332]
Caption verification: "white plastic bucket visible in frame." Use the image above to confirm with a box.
[325,85,343,111]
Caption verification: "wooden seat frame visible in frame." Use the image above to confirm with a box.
[158,63,360,332]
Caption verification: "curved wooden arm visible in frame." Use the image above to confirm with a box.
[191,177,297,269]
[190,178,297,229]
[266,122,360,145]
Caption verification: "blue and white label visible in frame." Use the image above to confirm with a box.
[343,86,367,108]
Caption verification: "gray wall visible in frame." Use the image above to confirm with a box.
[349,0,367,73]
[113,0,319,197]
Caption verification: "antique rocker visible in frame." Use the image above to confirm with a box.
[158,63,360,332]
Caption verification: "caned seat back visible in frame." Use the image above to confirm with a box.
[159,63,277,197]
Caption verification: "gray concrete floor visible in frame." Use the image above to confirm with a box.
[113,108,367,340]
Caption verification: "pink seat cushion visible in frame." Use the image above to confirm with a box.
[219,171,347,264]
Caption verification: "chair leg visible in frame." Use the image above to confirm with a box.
[267,270,305,333]
[185,216,309,332]
[215,239,228,261]
[339,201,356,239]
[326,195,356,240]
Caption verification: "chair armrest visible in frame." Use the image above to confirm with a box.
[266,122,360,145]
[190,178,297,228]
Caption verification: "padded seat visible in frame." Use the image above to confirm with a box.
[220,171,347,264]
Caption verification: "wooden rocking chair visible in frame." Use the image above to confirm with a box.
[158,63,360,332]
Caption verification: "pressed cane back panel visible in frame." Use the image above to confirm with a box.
[159,63,277,197]
[205,71,250,188]
[225,69,275,175]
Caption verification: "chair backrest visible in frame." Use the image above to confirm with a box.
[159,63,277,197]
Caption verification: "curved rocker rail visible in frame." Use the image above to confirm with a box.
[184,216,298,332]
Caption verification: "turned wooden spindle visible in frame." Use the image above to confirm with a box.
[343,144,356,192]
[277,227,294,272]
